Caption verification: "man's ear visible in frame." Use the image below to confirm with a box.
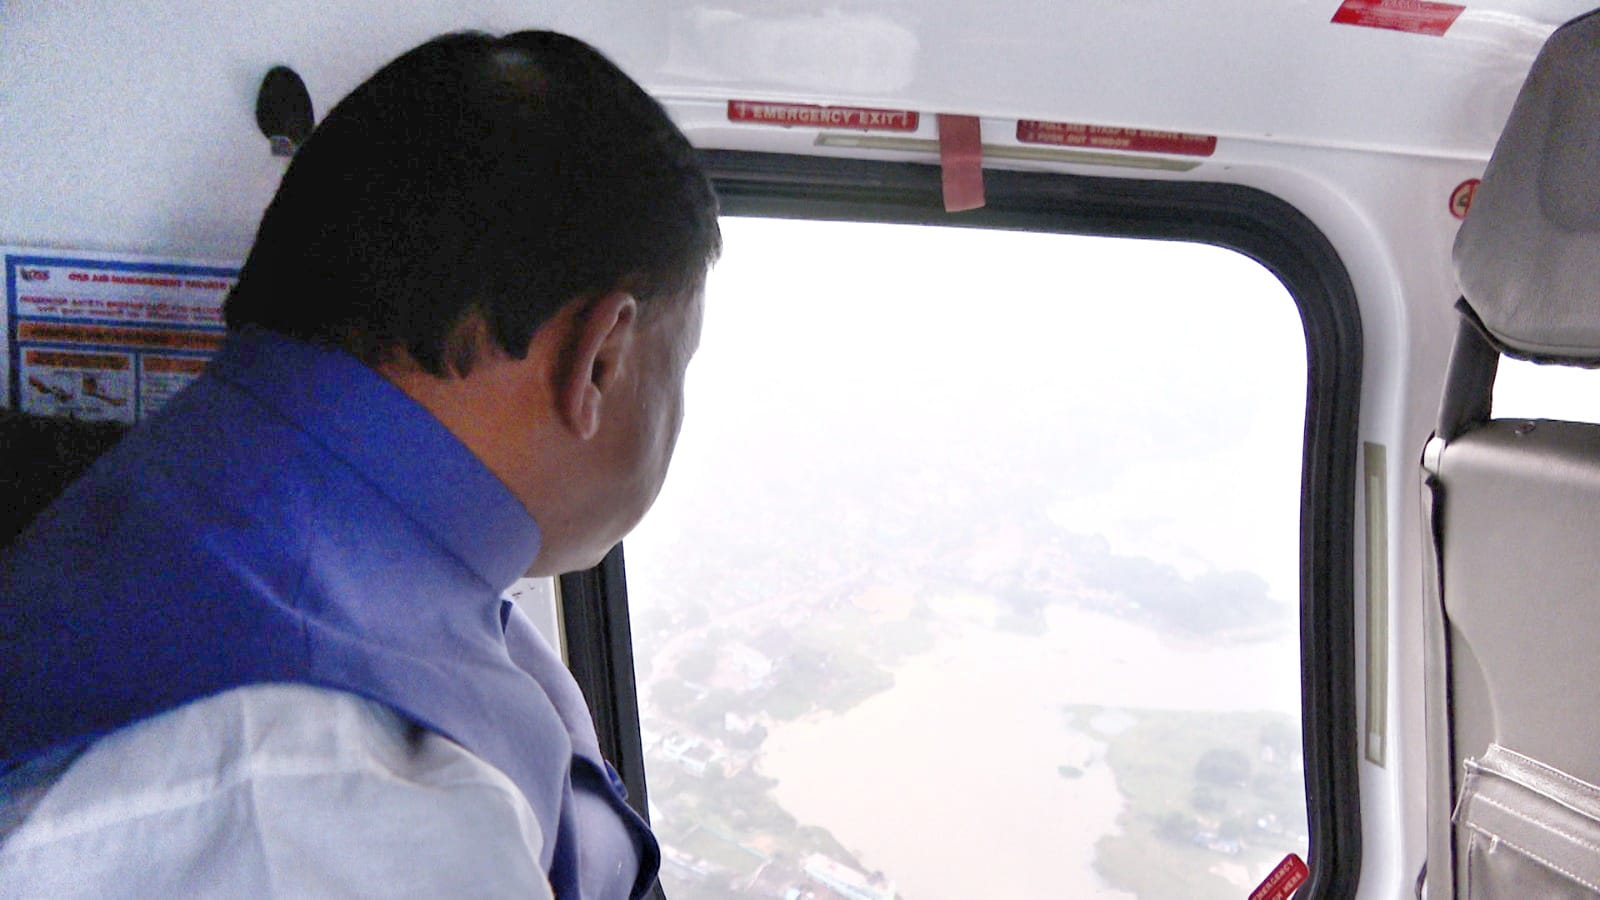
[558,290,638,441]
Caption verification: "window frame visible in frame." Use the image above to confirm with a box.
[560,149,1364,899]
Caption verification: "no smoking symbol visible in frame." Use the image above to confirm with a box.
[1451,179,1480,220]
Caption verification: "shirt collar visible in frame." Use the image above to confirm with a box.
[209,327,541,592]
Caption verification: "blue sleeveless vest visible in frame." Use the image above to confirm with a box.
[0,328,659,899]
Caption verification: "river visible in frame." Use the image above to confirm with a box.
[760,604,1300,899]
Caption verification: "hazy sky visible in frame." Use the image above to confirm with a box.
[632,215,1308,605]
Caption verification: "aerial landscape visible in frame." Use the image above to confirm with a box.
[630,497,1306,899]
[624,216,1309,899]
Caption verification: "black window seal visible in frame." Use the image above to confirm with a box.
[559,544,652,820]
[561,148,1363,899]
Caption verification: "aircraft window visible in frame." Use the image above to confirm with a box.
[1492,356,1600,424]
[503,576,563,656]
[624,216,1309,899]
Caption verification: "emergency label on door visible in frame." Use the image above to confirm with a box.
[3,247,236,423]
[1016,120,1218,157]
[1249,852,1309,900]
[728,100,919,131]
[1332,0,1465,37]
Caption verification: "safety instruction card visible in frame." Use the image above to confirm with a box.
[2,246,238,423]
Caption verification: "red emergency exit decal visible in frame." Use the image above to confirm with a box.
[728,100,919,132]
[1016,120,1218,157]
[1250,853,1309,900]
[1333,0,1465,37]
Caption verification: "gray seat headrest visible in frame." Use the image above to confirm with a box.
[1454,9,1600,364]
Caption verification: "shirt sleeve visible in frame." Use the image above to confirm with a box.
[0,685,556,900]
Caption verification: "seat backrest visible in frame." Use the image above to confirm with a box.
[0,409,128,550]
[1423,9,1600,897]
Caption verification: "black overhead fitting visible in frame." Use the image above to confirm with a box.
[255,65,314,157]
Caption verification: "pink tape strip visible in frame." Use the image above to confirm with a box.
[937,114,985,212]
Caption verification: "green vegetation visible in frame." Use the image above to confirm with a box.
[646,613,907,896]
[1079,555,1285,636]
[860,606,939,660]
[772,642,895,719]
[651,762,872,900]
[1066,705,1307,900]
[639,496,1300,898]
[679,825,767,874]
[675,650,717,682]
[995,591,1051,636]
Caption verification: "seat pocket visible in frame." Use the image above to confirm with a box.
[1454,744,1600,898]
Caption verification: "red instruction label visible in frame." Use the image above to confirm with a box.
[1332,0,1465,36]
[728,100,919,132]
[1016,120,1217,157]
[1250,853,1309,900]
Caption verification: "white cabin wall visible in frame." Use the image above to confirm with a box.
[1187,144,1485,898]
[5,0,1582,259]
[2,1,586,258]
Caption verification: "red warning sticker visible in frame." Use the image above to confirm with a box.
[1450,178,1480,220]
[938,114,985,213]
[1250,853,1310,900]
[1016,120,1218,157]
[1332,0,1465,37]
[727,100,919,132]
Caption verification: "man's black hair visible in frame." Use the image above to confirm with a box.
[225,31,721,375]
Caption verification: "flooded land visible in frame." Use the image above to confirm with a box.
[633,576,1307,900]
